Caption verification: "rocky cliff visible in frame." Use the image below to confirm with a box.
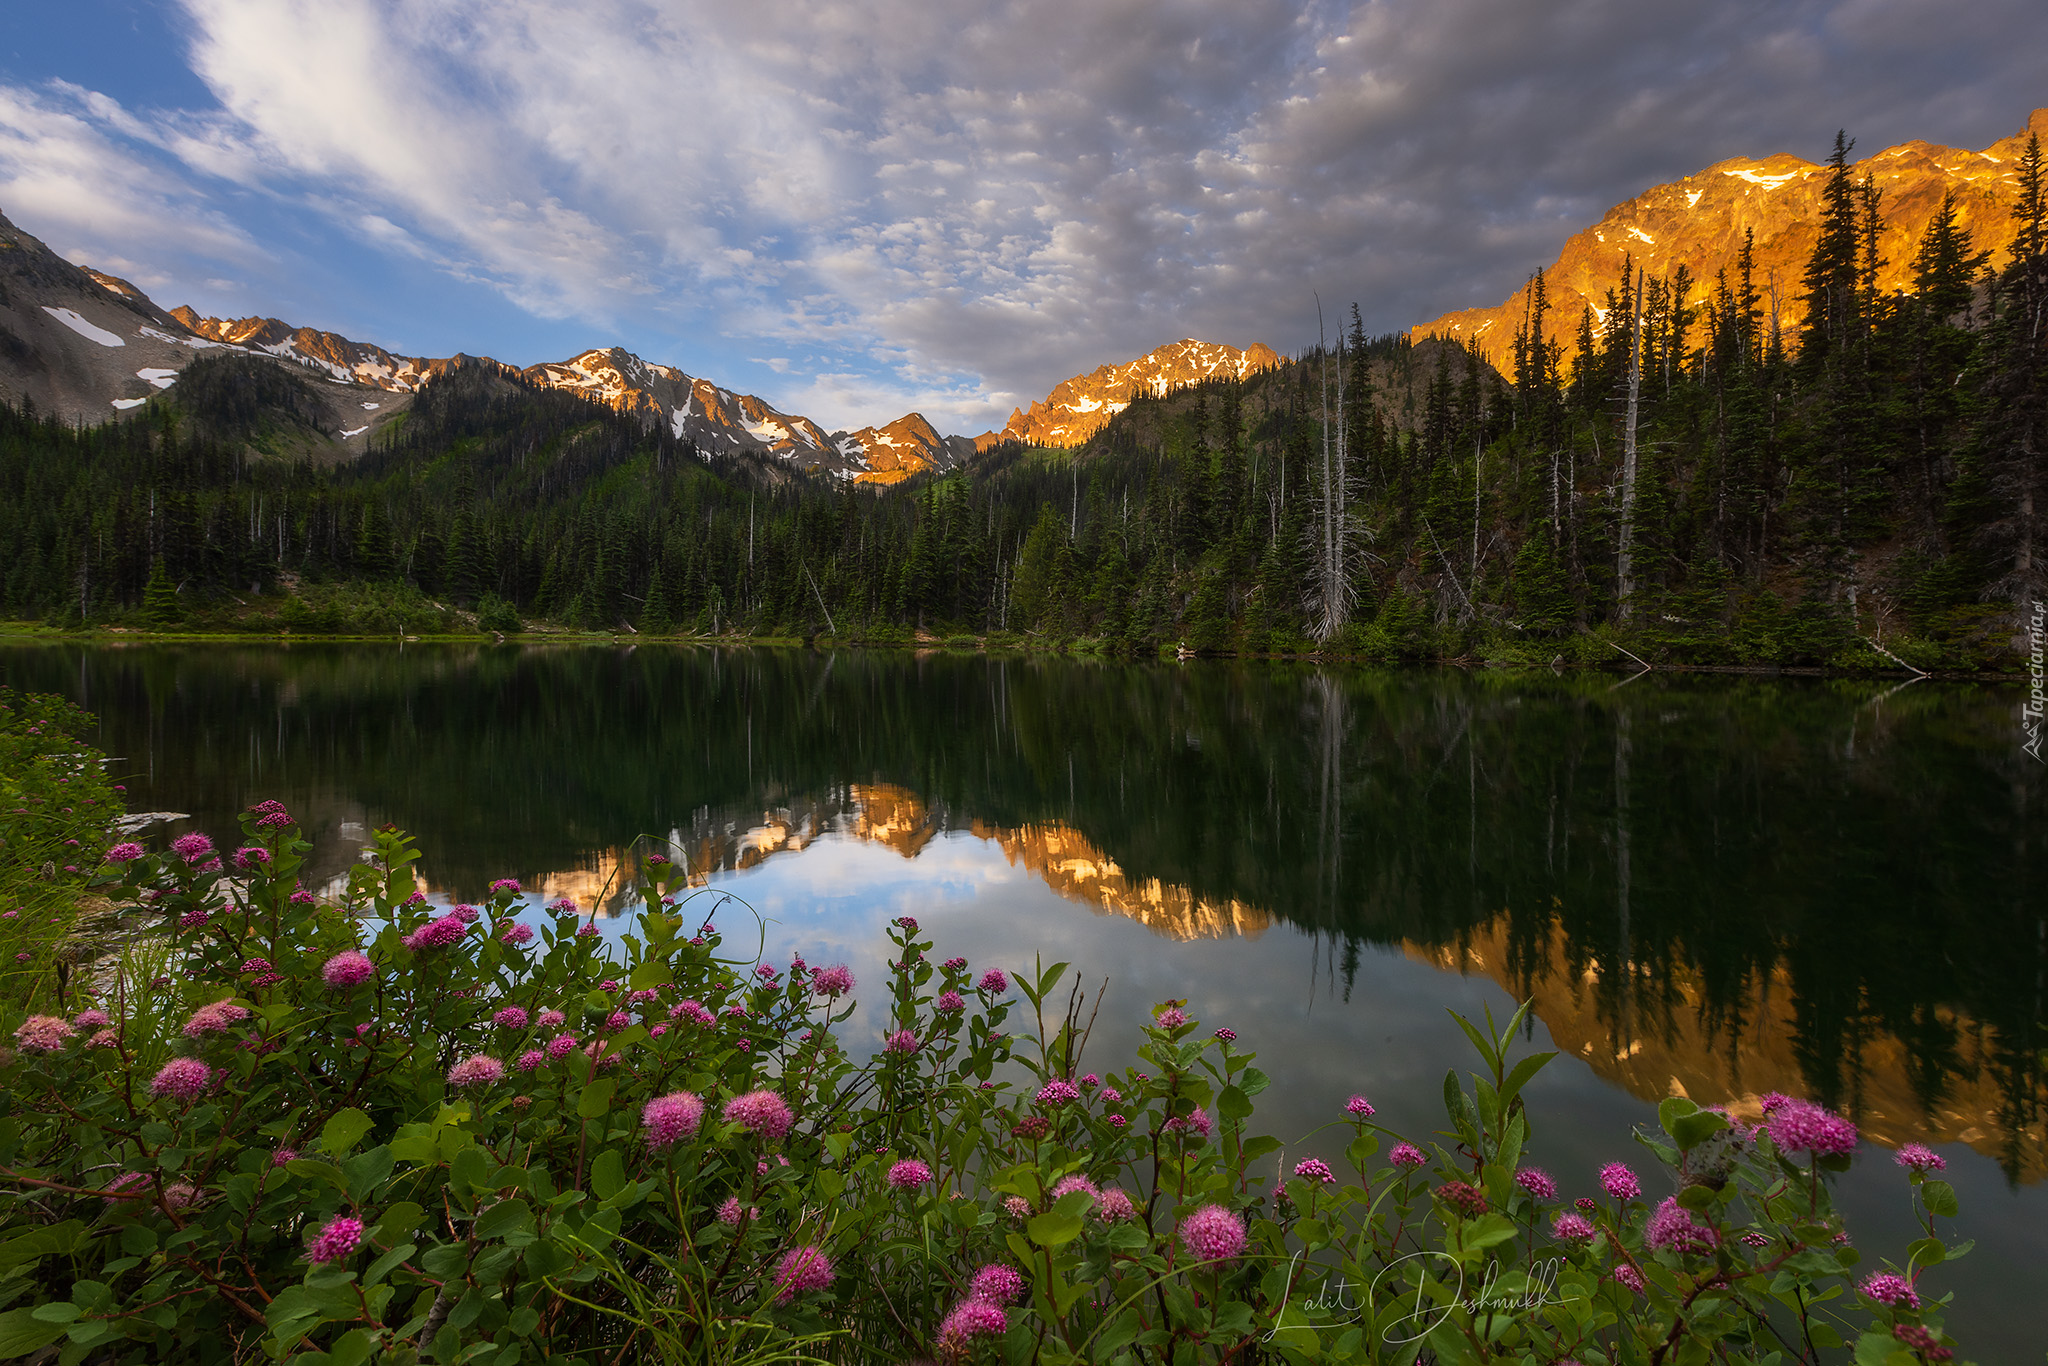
[979,338,1283,450]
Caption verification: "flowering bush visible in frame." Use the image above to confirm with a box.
[0,803,1973,1363]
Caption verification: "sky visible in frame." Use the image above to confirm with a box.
[1,1,2041,436]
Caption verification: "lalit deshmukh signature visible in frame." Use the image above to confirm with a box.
[1267,1250,1575,1345]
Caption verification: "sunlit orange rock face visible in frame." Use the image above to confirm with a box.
[1412,108,2048,372]
[970,820,1270,941]
[1408,920,2046,1181]
[977,339,1284,451]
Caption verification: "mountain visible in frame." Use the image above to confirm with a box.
[978,338,1283,450]
[831,412,975,484]
[1413,108,2048,369]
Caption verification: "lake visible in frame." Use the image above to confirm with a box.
[4,642,2043,1358]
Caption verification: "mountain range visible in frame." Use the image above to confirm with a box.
[1413,108,2048,368]
[4,106,2043,471]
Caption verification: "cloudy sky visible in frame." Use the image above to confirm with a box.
[2,0,2040,433]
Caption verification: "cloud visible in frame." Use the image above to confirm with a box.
[6,0,2044,431]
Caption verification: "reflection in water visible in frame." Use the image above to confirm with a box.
[3,642,2041,1183]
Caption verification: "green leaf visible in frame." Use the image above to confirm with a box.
[1239,1067,1270,1097]
[589,1150,626,1202]
[319,1107,374,1157]
[1657,1097,1699,1138]
[1676,1184,1717,1212]
[363,1243,415,1288]
[1906,1236,1945,1269]
[1026,1210,1084,1248]
[1497,1051,1556,1109]
[1921,1180,1958,1219]
[1218,1085,1253,1122]
[372,1202,425,1245]
[475,1199,533,1241]
[1241,1135,1284,1165]
[28,1303,80,1325]
[329,1329,376,1366]
[0,1308,71,1356]
[1671,1110,1731,1151]
[576,1078,616,1120]
[344,1146,395,1204]
[822,1132,852,1164]
[285,1159,348,1191]
[1445,1009,1496,1070]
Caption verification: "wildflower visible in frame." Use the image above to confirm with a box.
[500,922,534,945]
[1741,1230,1771,1248]
[1757,1091,1797,1115]
[1079,1073,1100,1088]
[1155,1006,1188,1029]
[1646,1197,1718,1255]
[575,921,600,938]
[1346,1094,1376,1120]
[649,1024,669,1038]
[1002,1195,1030,1219]
[942,955,968,972]
[1294,1158,1336,1185]
[402,916,466,951]
[73,1009,110,1030]
[722,1090,795,1139]
[888,1159,934,1189]
[671,1000,715,1027]
[232,846,270,870]
[178,908,210,929]
[1612,1264,1646,1293]
[1164,1110,1214,1141]
[515,1049,545,1071]
[884,1029,919,1055]
[289,889,316,904]
[447,1055,505,1088]
[1599,1163,1642,1201]
[1767,1100,1859,1158]
[1096,1084,1124,1104]
[1050,1174,1099,1203]
[322,951,375,989]
[104,842,144,863]
[537,1009,566,1030]
[172,833,214,862]
[490,879,521,893]
[1893,1325,1952,1362]
[1107,1114,1127,1128]
[935,990,965,1013]
[1036,1079,1081,1107]
[643,1091,705,1146]
[938,1299,1007,1350]
[773,1246,834,1302]
[605,1010,631,1031]
[1552,1212,1595,1242]
[306,1215,362,1264]
[272,1147,297,1167]
[88,1029,117,1048]
[256,811,293,829]
[162,1182,202,1209]
[1515,1167,1558,1201]
[1178,1204,1247,1263]
[1575,1197,1597,1213]
[547,898,577,914]
[183,1001,250,1038]
[545,1033,580,1060]
[150,1058,212,1100]
[13,1015,75,1052]
[1894,1143,1946,1174]
[493,1006,530,1030]
[894,916,919,932]
[978,969,1008,993]
[1096,1187,1137,1221]
[1860,1273,1921,1310]
[716,1197,755,1226]
[969,1263,1024,1305]
[1437,1181,1488,1217]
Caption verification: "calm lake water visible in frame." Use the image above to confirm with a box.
[5,643,2044,1357]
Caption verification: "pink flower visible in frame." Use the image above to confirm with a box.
[1294,1158,1336,1185]
[968,1262,1025,1305]
[937,1299,1007,1350]
[1437,1181,1489,1217]
[88,1029,118,1048]
[1050,1174,1099,1203]
[150,1057,212,1100]
[1515,1167,1558,1201]
[1894,1143,1945,1174]
[493,1006,530,1030]
[13,1015,75,1052]
[1164,1110,1213,1142]
[888,1158,934,1189]
[306,1215,363,1264]
[537,1009,566,1030]
[1345,1094,1376,1119]
[722,1090,794,1139]
[72,1009,110,1030]
[1177,1204,1246,1263]
[1214,1027,1237,1042]
[1155,1006,1188,1029]
[545,1033,579,1059]
[546,898,577,914]
[883,1029,919,1055]
[1646,1197,1719,1255]
[1767,1100,1859,1158]
[1612,1263,1646,1293]
[402,915,466,951]
[1036,1079,1081,1107]
[1599,1163,1641,1200]
[272,1147,297,1167]
[671,1000,716,1027]
[182,1001,250,1038]
[773,1245,834,1302]
[490,879,522,893]
[500,922,534,945]
[104,842,145,864]
[643,1091,706,1145]
[935,990,965,1013]
[1098,1085,1122,1104]
[716,1196,753,1226]
[1002,1195,1030,1219]
[575,922,600,938]
[448,1054,505,1087]
[1552,1212,1596,1242]
[604,1010,631,1031]
[978,969,1008,993]
[178,907,210,930]
[232,846,270,869]
[515,1049,546,1071]
[1861,1272,1921,1310]
[1096,1187,1136,1222]
[322,951,375,989]
[172,832,214,862]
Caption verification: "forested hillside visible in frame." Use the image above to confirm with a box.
[2,132,2043,671]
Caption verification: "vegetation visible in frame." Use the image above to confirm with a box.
[0,769,1977,1363]
[1,131,2044,671]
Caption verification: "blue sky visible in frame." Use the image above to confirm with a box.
[3,0,2041,434]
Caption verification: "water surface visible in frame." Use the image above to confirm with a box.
[5,643,2042,1357]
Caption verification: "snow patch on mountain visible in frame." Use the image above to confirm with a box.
[43,307,125,348]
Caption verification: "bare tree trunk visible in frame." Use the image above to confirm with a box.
[1617,269,1644,622]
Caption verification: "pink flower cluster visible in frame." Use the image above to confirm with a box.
[883,1029,919,1055]
[722,1090,794,1139]
[13,1015,75,1053]
[447,1055,505,1088]
[1177,1204,1247,1263]
[1645,1197,1719,1255]
[1294,1158,1336,1185]
[773,1246,834,1303]
[1514,1167,1557,1201]
[670,1000,716,1027]
[1860,1272,1921,1310]
[493,1006,529,1030]
[150,1057,212,1100]
[642,1091,705,1146]
[1345,1093,1376,1119]
[1388,1142,1428,1170]
[104,841,145,864]
[1894,1143,1945,1173]
[1035,1079,1081,1107]
[1599,1162,1642,1200]
[977,969,1008,993]
[1552,1212,1596,1242]
[183,1001,250,1038]
[402,915,467,951]
[1766,1098,1859,1158]
[887,1158,933,1189]
[321,951,375,989]
[306,1215,362,1264]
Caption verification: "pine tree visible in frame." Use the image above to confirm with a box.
[143,556,181,627]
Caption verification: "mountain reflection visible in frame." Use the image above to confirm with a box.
[5,642,2041,1179]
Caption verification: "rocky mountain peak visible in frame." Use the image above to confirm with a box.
[980,338,1283,450]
